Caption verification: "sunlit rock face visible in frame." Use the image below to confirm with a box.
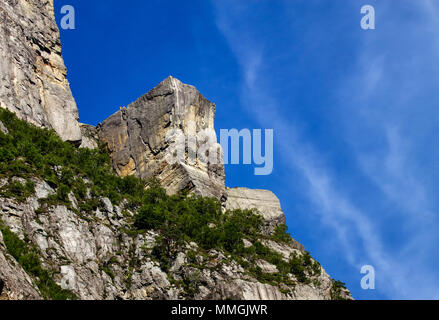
[225,188,287,233]
[0,0,81,143]
[98,76,226,199]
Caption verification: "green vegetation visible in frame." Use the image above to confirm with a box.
[134,185,263,254]
[0,107,146,208]
[0,221,77,300]
[0,108,348,299]
[272,224,293,243]
[132,181,323,289]
[100,257,119,280]
[0,179,35,202]
[330,279,349,300]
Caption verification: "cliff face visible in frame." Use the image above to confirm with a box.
[98,76,226,199]
[0,0,81,143]
[0,0,351,301]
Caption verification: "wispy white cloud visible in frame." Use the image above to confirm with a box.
[339,0,439,237]
[338,0,439,299]
[211,0,439,299]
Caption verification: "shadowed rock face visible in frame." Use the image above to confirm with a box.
[0,0,81,143]
[79,123,98,149]
[98,76,226,199]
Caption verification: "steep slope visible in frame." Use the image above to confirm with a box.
[0,0,81,143]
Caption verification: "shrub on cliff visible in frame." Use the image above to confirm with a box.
[0,108,146,206]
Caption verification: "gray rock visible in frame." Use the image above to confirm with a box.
[0,0,81,143]
[256,260,279,274]
[98,76,225,199]
[222,280,288,300]
[60,265,76,291]
[263,238,305,257]
[68,192,79,210]
[170,252,186,272]
[101,197,114,214]
[0,120,8,134]
[79,123,99,149]
[34,179,55,199]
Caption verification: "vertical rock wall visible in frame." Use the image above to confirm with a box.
[98,76,226,199]
[0,0,81,143]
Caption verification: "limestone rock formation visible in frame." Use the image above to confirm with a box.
[225,187,306,251]
[0,0,81,143]
[98,76,225,199]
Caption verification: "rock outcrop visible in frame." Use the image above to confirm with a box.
[0,0,81,143]
[98,76,225,199]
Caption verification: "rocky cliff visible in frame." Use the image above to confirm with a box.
[98,76,225,199]
[0,175,348,300]
[0,82,351,301]
[0,0,81,143]
[0,0,351,301]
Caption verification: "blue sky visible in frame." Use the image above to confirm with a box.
[54,0,439,299]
